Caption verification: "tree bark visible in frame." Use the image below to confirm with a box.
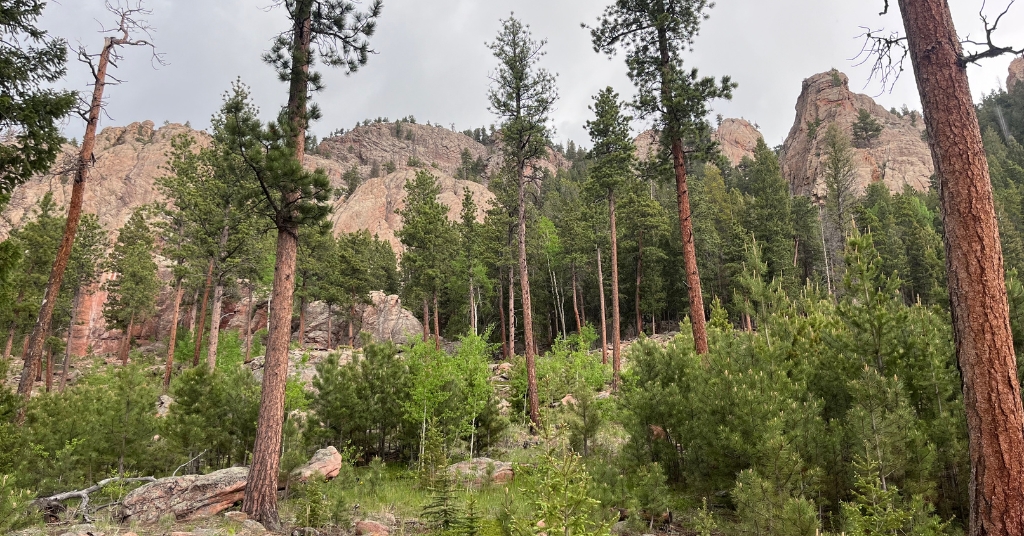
[119,314,134,365]
[187,287,200,333]
[597,247,608,365]
[44,347,52,392]
[422,297,430,342]
[571,263,582,334]
[671,140,709,354]
[192,260,214,367]
[326,303,332,350]
[207,282,224,369]
[60,288,83,393]
[164,281,183,392]
[896,1,1024,533]
[243,7,311,528]
[3,323,14,359]
[244,285,255,363]
[635,231,644,336]
[517,164,540,427]
[508,271,516,356]
[499,269,508,359]
[609,192,622,389]
[297,296,306,348]
[17,37,115,415]
[348,304,356,347]
[469,277,477,335]
[433,290,441,350]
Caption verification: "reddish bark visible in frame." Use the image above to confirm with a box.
[896,1,1024,533]
[671,140,709,354]
[517,162,539,426]
[597,247,608,366]
[571,263,582,334]
[498,269,508,359]
[164,281,184,392]
[192,260,214,367]
[609,193,622,389]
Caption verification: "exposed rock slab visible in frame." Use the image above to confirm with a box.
[714,118,762,166]
[448,457,514,487]
[780,70,933,198]
[118,466,249,523]
[354,520,390,536]
[291,446,342,482]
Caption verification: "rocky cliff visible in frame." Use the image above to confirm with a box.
[1008,56,1024,91]
[632,118,761,166]
[330,168,493,255]
[780,70,933,199]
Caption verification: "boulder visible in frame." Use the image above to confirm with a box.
[448,458,514,487]
[156,395,174,417]
[242,520,266,533]
[292,446,343,483]
[118,466,248,523]
[224,510,248,522]
[354,520,390,536]
[357,291,423,345]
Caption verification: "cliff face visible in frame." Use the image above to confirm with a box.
[632,118,762,166]
[330,168,493,255]
[780,71,934,199]
[1009,56,1024,91]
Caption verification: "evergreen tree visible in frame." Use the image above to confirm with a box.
[487,15,558,426]
[744,139,796,289]
[851,109,883,148]
[821,123,858,289]
[591,0,735,355]
[58,214,105,391]
[102,210,159,364]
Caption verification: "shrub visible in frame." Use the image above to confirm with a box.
[0,474,36,533]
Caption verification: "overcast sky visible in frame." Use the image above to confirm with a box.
[39,0,1024,149]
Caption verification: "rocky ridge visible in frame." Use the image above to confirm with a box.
[1009,56,1024,91]
[780,70,934,199]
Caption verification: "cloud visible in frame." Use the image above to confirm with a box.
[40,0,1024,148]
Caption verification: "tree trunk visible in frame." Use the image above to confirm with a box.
[469,277,477,335]
[16,37,115,415]
[518,164,540,426]
[60,288,83,393]
[609,192,622,389]
[597,247,608,365]
[297,296,306,348]
[44,347,52,392]
[164,281,184,392]
[896,1,1024,533]
[3,323,14,359]
[192,260,214,367]
[244,285,255,363]
[348,304,356,347]
[207,282,224,369]
[670,140,709,354]
[635,231,644,337]
[119,314,134,365]
[326,303,332,350]
[433,290,441,350]
[499,269,508,359]
[188,287,200,333]
[243,7,311,528]
[508,271,516,356]
[571,263,582,334]
[422,297,430,342]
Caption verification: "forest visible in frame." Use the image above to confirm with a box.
[3,0,1024,535]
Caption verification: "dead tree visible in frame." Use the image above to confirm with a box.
[862,1,1024,534]
[17,1,162,421]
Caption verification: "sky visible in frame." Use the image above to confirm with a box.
[38,0,1024,150]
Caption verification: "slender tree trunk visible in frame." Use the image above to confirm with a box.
[188,287,200,333]
[670,140,709,354]
[244,8,311,528]
[60,288,83,393]
[326,303,332,350]
[164,281,183,392]
[44,347,52,392]
[119,314,134,365]
[499,269,508,359]
[469,277,477,335]
[193,260,214,367]
[896,2,1024,533]
[508,271,516,356]
[422,298,430,342]
[16,37,115,415]
[517,165,539,426]
[609,192,622,389]
[207,281,225,369]
[597,247,608,365]
[3,323,14,359]
[571,263,582,334]
[348,304,356,346]
[635,231,644,336]
[297,296,306,348]
[433,290,441,350]
[244,285,255,363]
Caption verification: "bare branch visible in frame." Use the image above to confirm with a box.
[854,26,909,92]
[34,476,157,521]
[961,0,1024,65]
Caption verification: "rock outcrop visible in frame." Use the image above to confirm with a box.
[291,446,343,483]
[358,291,423,345]
[119,466,249,523]
[330,168,492,255]
[448,457,514,487]
[1008,56,1024,91]
[715,118,762,166]
[780,70,933,198]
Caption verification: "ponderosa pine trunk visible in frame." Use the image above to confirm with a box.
[571,263,582,334]
[207,282,224,369]
[671,140,709,355]
[597,247,608,365]
[16,37,115,415]
[518,164,540,426]
[297,296,307,348]
[192,260,214,367]
[422,298,429,342]
[60,288,83,393]
[187,287,200,333]
[635,231,644,336]
[609,192,622,389]
[499,269,508,359]
[896,1,1024,533]
[433,290,441,350]
[243,285,255,363]
[243,8,310,528]
[119,314,134,365]
[164,281,183,392]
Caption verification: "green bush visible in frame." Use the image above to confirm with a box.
[510,329,607,415]
[0,474,36,533]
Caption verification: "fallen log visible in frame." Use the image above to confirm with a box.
[34,476,158,522]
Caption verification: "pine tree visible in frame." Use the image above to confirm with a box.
[851,109,883,148]
[591,0,735,355]
[585,87,632,387]
[488,16,558,426]
[102,210,159,365]
[58,215,105,391]
[744,139,796,289]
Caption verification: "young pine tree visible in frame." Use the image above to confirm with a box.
[103,210,159,365]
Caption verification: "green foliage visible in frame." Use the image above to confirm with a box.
[0,0,77,196]
[510,330,606,413]
[422,465,462,531]
[852,109,883,148]
[506,448,610,536]
[398,170,458,308]
[841,458,947,536]
[103,209,160,331]
[0,474,36,533]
